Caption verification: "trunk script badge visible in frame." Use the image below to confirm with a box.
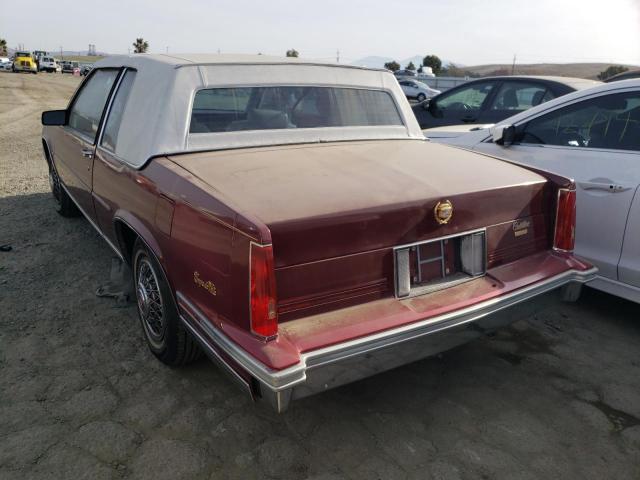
[434,200,453,225]
[194,271,217,296]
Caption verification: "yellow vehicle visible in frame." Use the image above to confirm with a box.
[12,51,37,74]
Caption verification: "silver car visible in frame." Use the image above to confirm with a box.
[428,79,640,303]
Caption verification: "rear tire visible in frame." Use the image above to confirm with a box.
[132,240,201,366]
[417,93,426,102]
[48,162,79,217]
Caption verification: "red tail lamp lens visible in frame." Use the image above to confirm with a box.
[250,243,278,338]
[554,188,576,252]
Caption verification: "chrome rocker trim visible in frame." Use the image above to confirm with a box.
[179,266,597,412]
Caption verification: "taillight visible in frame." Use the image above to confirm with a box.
[250,243,278,339]
[553,187,576,252]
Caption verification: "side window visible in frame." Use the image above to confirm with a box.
[435,82,495,112]
[68,69,119,141]
[520,92,640,151]
[101,70,137,152]
[490,81,549,111]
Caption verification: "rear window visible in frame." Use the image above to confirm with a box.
[190,86,403,133]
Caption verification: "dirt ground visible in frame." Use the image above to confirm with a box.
[1,72,639,480]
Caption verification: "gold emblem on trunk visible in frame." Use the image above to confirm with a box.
[434,200,453,225]
[194,271,217,296]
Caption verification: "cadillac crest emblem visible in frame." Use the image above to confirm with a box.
[434,200,453,225]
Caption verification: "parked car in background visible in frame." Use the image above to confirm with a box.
[0,57,11,71]
[12,51,38,74]
[414,76,600,131]
[432,79,640,303]
[398,78,440,102]
[80,64,93,76]
[39,56,61,73]
[41,54,595,412]
[61,61,80,74]
[605,69,640,83]
[394,69,416,77]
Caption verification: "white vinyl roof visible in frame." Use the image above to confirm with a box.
[91,54,424,168]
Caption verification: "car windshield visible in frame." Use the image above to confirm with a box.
[190,86,403,133]
[16,52,30,58]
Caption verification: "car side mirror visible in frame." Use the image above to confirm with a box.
[421,99,431,110]
[42,110,66,126]
[491,124,516,146]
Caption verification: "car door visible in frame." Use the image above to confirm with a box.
[54,68,119,219]
[424,81,497,128]
[398,80,412,97]
[480,80,552,125]
[619,186,640,289]
[92,69,138,241]
[473,89,640,281]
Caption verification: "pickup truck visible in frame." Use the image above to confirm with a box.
[39,56,61,73]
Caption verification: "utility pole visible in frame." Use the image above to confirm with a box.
[336,49,340,63]
[166,46,169,54]
[60,46,63,60]
[511,54,516,75]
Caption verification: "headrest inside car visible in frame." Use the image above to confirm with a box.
[248,109,291,129]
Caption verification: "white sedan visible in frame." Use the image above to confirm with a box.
[398,79,440,103]
[429,79,640,303]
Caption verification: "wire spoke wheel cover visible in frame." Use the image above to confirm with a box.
[135,255,166,346]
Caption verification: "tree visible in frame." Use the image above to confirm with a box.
[383,60,400,72]
[406,61,416,71]
[286,49,299,58]
[422,54,442,75]
[132,38,149,54]
[417,65,423,74]
[0,38,7,56]
[598,65,629,81]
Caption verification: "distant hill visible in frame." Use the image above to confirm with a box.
[460,63,640,80]
[350,57,639,80]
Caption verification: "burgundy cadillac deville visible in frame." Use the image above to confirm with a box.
[41,54,596,412]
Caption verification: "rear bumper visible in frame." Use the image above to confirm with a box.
[179,264,597,412]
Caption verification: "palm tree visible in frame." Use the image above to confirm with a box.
[0,38,7,56]
[132,38,149,54]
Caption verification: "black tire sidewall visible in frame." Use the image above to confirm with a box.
[133,241,180,360]
[417,93,426,102]
[49,162,78,217]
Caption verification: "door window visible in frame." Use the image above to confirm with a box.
[434,82,495,113]
[68,69,119,141]
[490,81,551,111]
[101,70,137,153]
[520,91,640,151]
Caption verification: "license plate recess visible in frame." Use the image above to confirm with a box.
[394,230,486,298]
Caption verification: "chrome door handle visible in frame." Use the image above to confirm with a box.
[579,181,632,193]
[81,148,94,159]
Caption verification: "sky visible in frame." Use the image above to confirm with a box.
[2,0,639,66]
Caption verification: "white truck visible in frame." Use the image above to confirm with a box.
[39,56,61,73]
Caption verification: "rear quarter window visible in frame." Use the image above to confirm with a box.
[101,70,137,153]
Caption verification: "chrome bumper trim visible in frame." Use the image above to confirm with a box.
[178,267,597,410]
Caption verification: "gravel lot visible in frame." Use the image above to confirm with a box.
[1,72,639,480]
